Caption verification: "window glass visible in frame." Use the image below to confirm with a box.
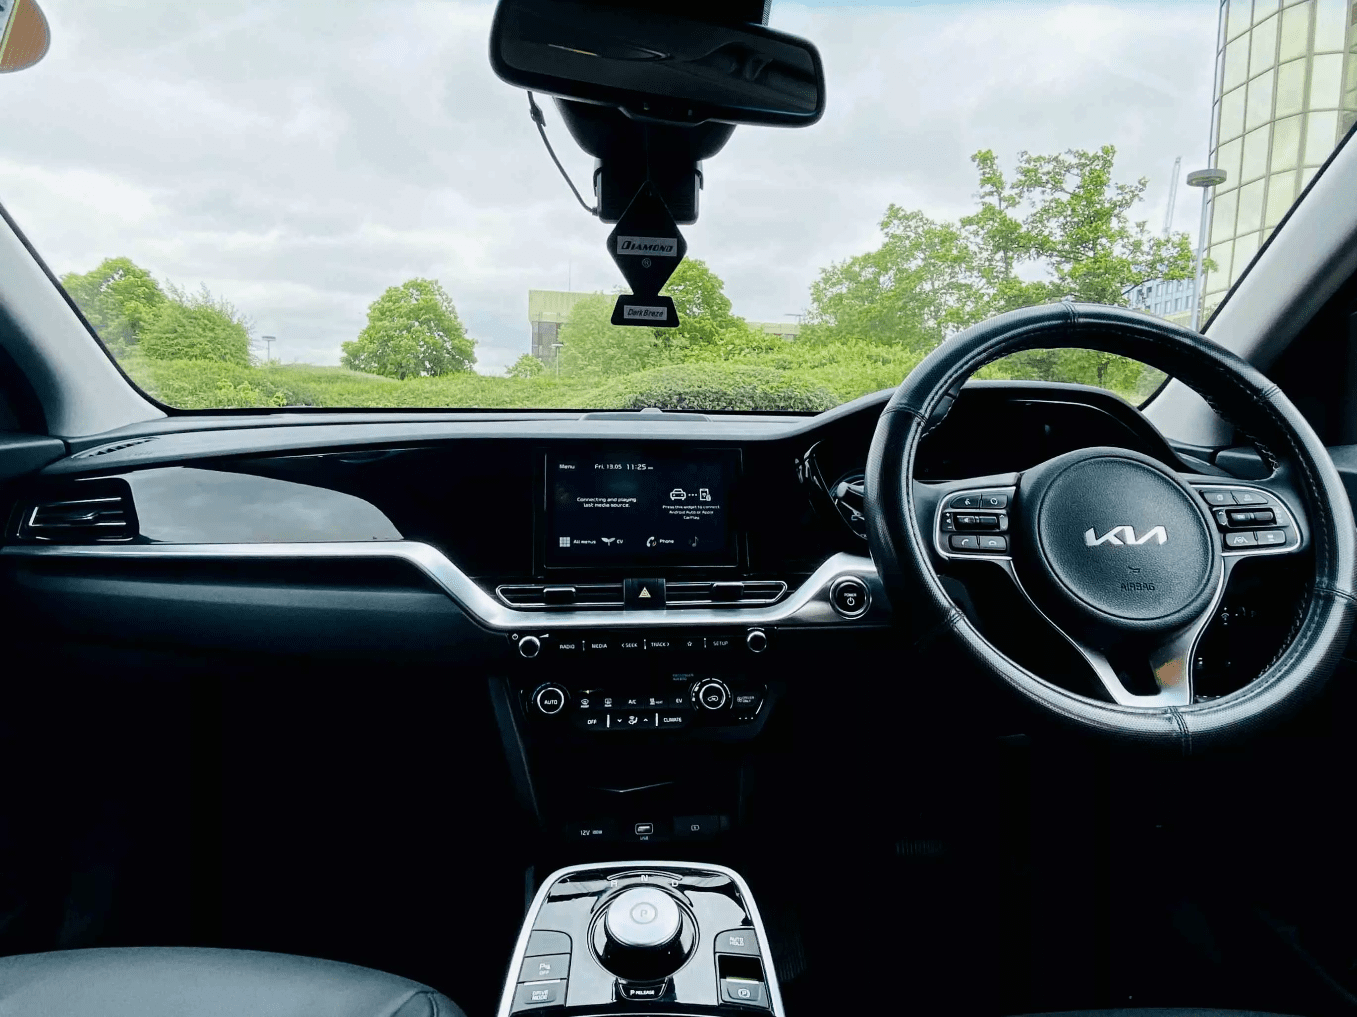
[1250,14,1279,76]
[1278,1,1313,62]
[1220,84,1248,140]
[1242,123,1273,179]
[1246,68,1276,129]
[1254,0,1280,22]
[1231,232,1261,283]
[1308,52,1343,107]
[1229,0,1255,39]
[1312,0,1347,49]
[1271,113,1303,167]
[1265,170,1299,226]
[1224,35,1251,91]
[1207,241,1235,293]
[1304,109,1339,162]
[1217,136,1244,183]
[1275,58,1308,116]
[1211,188,1241,243]
[1236,178,1267,234]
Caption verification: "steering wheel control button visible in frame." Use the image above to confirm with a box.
[950,493,982,509]
[1201,489,1234,506]
[715,929,762,956]
[950,534,980,551]
[1225,508,1275,526]
[745,629,768,653]
[1256,529,1288,546]
[517,635,541,659]
[1225,531,1258,548]
[721,979,768,1006]
[526,930,572,957]
[605,887,682,949]
[695,679,730,710]
[980,492,1008,509]
[514,980,565,1008]
[519,953,570,982]
[977,534,1008,553]
[830,576,871,618]
[533,685,568,715]
[1232,489,1267,504]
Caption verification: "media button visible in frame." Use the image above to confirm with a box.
[585,637,612,653]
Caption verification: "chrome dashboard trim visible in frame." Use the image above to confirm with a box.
[0,543,886,632]
[496,860,785,1017]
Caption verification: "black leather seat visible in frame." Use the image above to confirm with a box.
[0,947,464,1017]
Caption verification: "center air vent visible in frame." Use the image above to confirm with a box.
[21,479,138,543]
[495,580,787,609]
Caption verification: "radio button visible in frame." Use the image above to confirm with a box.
[551,635,584,654]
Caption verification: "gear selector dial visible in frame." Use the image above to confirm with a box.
[605,887,681,948]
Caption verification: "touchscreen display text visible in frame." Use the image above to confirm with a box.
[545,451,737,567]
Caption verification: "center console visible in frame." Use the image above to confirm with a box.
[498,861,783,1016]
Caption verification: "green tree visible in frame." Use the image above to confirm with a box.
[801,146,1200,393]
[138,285,253,366]
[61,257,166,354]
[341,278,476,379]
[506,354,546,378]
[557,293,662,378]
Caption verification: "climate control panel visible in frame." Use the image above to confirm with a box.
[522,677,768,734]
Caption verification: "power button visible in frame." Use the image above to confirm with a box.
[829,576,870,619]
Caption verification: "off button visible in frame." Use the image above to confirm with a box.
[829,576,870,618]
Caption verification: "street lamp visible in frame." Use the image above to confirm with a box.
[552,342,564,378]
[261,335,276,364]
[1186,168,1227,332]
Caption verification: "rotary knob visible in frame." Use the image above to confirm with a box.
[694,679,730,711]
[533,684,568,715]
[604,887,682,949]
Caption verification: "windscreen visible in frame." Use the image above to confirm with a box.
[2,2,1353,412]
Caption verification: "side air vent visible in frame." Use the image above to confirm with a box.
[495,580,787,609]
[71,437,158,459]
[21,479,138,543]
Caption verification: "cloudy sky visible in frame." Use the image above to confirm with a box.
[0,1,1218,374]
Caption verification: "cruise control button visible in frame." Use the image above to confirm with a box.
[1256,529,1288,546]
[721,979,767,1006]
[715,928,762,955]
[1232,489,1267,504]
[977,534,1008,553]
[1227,509,1275,526]
[1201,489,1233,506]
[520,953,570,982]
[1225,531,1258,548]
[515,980,565,1008]
[950,494,982,509]
[949,534,980,551]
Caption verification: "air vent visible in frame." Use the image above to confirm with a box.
[22,479,138,543]
[495,580,787,609]
[497,583,625,608]
[71,437,158,459]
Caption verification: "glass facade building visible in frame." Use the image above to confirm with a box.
[1202,0,1357,315]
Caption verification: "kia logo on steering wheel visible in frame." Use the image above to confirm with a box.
[1084,525,1168,547]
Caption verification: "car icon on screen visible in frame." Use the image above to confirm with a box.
[669,488,686,501]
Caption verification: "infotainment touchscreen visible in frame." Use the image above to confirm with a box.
[545,450,739,568]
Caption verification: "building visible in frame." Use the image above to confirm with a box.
[1200,0,1357,317]
[527,290,595,363]
[748,321,801,341]
[1125,277,1197,325]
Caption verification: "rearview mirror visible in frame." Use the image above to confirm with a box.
[489,0,825,128]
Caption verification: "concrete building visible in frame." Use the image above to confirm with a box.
[1201,0,1357,317]
[1125,277,1197,323]
[527,290,595,363]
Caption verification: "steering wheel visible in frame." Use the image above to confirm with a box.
[865,303,1357,750]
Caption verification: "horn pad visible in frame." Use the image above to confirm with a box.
[1013,448,1220,635]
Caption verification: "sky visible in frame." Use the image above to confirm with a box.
[0,1,1220,374]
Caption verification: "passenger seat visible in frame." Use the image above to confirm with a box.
[0,947,463,1017]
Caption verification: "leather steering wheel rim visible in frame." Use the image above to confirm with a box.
[865,302,1357,751]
